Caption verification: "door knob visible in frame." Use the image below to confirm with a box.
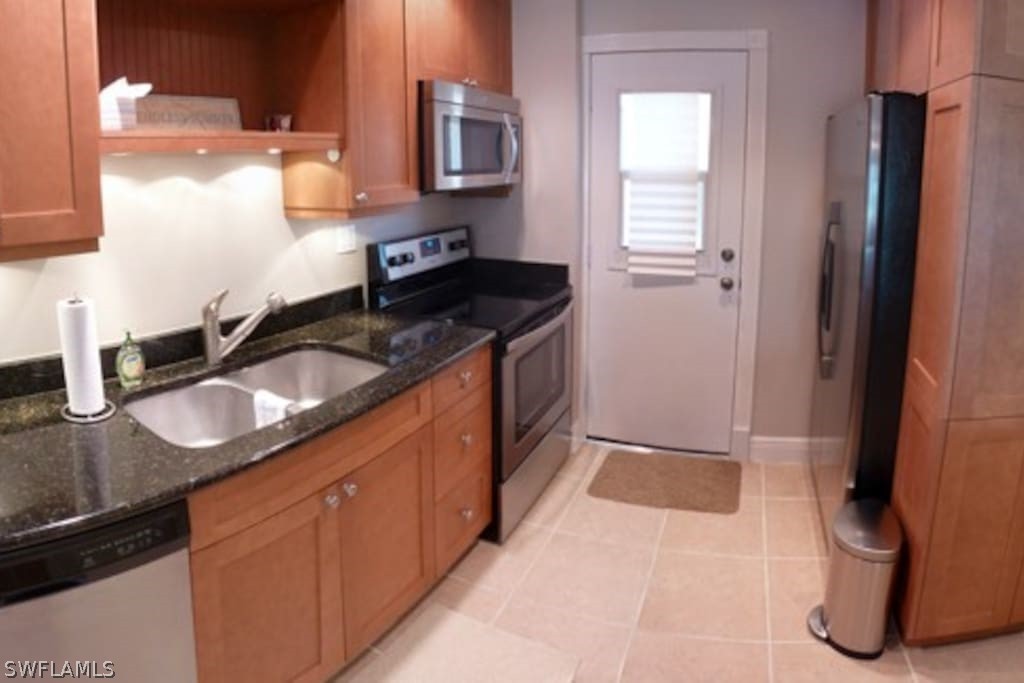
[720,277,735,291]
[721,248,735,262]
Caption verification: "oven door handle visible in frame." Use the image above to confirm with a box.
[506,302,573,357]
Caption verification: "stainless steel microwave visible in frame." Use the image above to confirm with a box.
[421,80,521,192]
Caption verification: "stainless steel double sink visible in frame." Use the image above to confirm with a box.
[124,348,387,449]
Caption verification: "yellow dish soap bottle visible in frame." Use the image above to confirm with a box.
[116,331,145,389]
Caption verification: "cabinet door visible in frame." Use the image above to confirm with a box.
[904,76,976,422]
[191,493,345,683]
[345,0,419,210]
[950,78,1024,419]
[896,0,932,94]
[0,0,102,258]
[466,0,512,94]
[915,417,1024,639]
[338,425,435,655]
[405,0,468,85]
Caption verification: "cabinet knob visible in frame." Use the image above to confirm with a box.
[354,191,369,203]
[462,77,472,85]
[460,507,475,522]
[469,79,479,87]
[342,482,359,498]
[324,493,341,509]
[458,369,473,388]
[460,432,473,449]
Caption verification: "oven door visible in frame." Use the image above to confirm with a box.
[501,302,572,481]
[425,100,521,191]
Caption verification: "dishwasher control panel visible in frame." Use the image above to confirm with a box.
[0,500,189,606]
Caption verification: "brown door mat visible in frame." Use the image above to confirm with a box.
[587,450,741,514]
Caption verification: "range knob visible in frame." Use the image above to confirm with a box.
[386,255,402,267]
[401,252,415,265]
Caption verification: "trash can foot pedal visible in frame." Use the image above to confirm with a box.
[807,604,885,660]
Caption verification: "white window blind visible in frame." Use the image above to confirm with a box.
[619,92,712,277]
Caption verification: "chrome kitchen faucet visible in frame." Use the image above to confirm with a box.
[201,289,287,366]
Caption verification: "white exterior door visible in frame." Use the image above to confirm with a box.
[587,50,748,453]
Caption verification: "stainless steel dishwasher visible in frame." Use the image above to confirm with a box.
[0,501,197,682]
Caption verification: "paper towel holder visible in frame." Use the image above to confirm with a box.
[61,400,117,425]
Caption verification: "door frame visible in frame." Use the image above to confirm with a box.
[580,30,768,459]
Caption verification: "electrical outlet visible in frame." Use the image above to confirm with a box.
[334,224,357,254]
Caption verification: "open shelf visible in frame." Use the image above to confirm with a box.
[99,130,341,155]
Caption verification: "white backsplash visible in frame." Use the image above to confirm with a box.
[0,154,464,364]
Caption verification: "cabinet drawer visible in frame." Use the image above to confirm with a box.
[432,345,491,416]
[434,384,492,501]
[188,382,432,551]
[435,462,491,575]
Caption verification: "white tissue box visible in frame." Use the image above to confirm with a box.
[100,97,138,131]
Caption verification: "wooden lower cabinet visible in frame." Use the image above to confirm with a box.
[336,425,435,655]
[896,415,1024,643]
[191,493,345,683]
[435,461,492,575]
[189,350,494,681]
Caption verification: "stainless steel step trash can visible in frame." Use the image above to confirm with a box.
[807,499,903,659]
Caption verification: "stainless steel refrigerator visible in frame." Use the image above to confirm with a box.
[810,93,925,545]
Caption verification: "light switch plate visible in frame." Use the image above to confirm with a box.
[334,224,357,254]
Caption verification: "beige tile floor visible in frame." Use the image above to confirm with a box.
[339,443,1024,682]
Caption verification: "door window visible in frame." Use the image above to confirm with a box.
[619,92,712,256]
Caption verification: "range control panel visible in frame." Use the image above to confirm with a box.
[375,226,471,282]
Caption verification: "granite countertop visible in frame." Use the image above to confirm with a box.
[0,311,494,552]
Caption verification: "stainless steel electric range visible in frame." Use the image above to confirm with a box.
[368,226,572,542]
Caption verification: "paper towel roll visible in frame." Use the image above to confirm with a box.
[57,296,106,416]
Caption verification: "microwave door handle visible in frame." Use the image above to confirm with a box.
[506,302,573,358]
[502,114,519,182]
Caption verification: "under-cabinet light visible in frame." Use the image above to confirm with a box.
[196,148,209,155]
[267,148,282,155]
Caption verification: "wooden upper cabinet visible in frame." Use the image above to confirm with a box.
[466,0,512,93]
[930,0,1024,89]
[337,426,435,655]
[913,417,1024,640]
[949,77,1024,420]
[868,0,932,94]
[191,492,345,683]
[903,76,976,421]
[283,0,418,217]
[0,0,102,261]
[406,0,468,85]
[406,0,513,94]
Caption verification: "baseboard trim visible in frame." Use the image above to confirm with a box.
[749,436,813,464]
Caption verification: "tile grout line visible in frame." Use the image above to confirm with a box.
[896,630,920,682]
[760,464,776,683]
[490,445,603,627]
[615,507,669,683]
